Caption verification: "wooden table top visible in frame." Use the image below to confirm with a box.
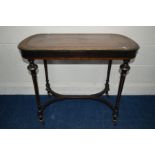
[18,34,139,60]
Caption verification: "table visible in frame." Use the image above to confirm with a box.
[18,34,139,125]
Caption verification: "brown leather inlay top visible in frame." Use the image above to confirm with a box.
[18,34,139,51]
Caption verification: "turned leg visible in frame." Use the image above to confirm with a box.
[113,60,130,124]
[44,60,52,96]
[105,60,112,95]
[27,60,44,122]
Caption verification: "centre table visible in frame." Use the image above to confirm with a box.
[18,34,139,125]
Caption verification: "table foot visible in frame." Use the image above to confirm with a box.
[40,119,45,126]
[112,108,119,125]
[38,109,44,121]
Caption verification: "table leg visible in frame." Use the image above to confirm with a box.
[105,60,112,95]
[27,60,44,122]
[113,60,130,124]
[43,60,52,96]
